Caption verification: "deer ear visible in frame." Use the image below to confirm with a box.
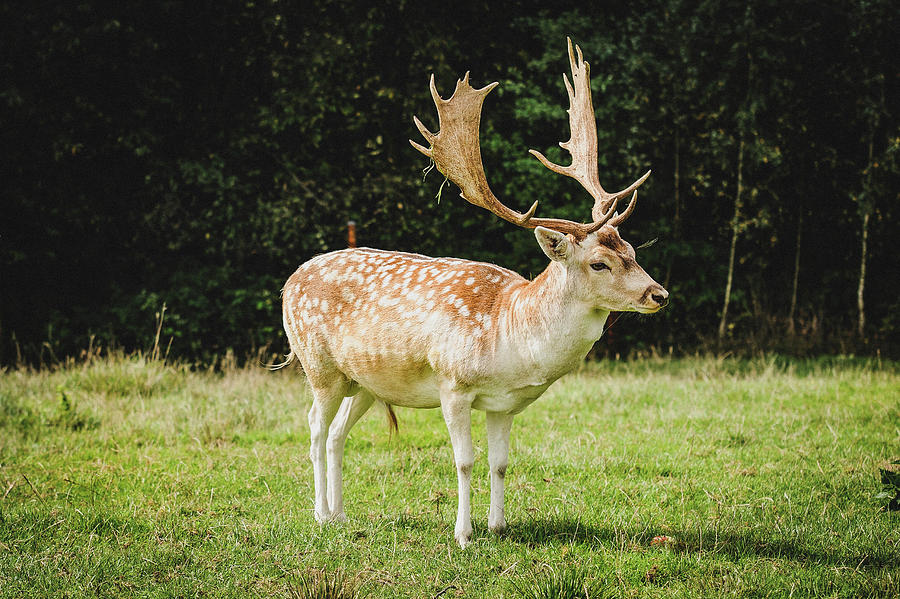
[534,226,573,262]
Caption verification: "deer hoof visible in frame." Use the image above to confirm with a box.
[455,528,473,548]
[488,520,506,534]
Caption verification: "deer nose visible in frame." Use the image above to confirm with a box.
[650,287,669,307]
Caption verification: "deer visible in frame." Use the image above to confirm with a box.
[280,38,668,548]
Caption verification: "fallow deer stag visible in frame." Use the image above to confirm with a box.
[281,38,668,547]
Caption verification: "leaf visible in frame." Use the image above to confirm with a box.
[880,469,900,488]
[636,237,658,250]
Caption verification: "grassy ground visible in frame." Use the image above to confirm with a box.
[1,354,898,597]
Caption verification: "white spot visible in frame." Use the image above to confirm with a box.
[465,277,475,286]
[459,305,470,317]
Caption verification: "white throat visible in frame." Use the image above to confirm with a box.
[502,261,610,377]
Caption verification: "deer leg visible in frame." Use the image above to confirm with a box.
[326,390,375,522]
[308,380,347,523]
[440,389,475,548]
[486,411,514,534]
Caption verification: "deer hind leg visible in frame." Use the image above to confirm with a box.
[308,378,351,523]
[326,390,375,522]
[486,411,514,534]
[440,388,476,548]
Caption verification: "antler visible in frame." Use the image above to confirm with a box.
[410,74,611,239]
[410,39,651,238]
[529,37,651,229]
[409,74,540,228]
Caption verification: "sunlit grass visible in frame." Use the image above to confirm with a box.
[1,354,898,597]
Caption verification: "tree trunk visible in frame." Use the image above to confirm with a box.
[664,132,680,290]
[718,137,744,340]
[787,211,802,336]
[857,207,869,340]
[857,136,874,341]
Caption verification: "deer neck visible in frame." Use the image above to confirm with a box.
[502,261,609,375]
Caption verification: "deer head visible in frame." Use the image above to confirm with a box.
[411,38,668,315]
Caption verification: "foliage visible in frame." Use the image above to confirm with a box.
[1,0,898,365]
[877,462,900,512]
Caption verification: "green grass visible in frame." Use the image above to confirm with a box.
[1,354,898,597]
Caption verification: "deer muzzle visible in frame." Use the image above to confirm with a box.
[641,284,669,313]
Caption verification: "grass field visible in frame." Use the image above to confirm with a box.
[1,354,898,597]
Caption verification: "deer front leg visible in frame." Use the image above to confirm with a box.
[326,391,375,522]
[440,389,475,548]
[486,411,513,534]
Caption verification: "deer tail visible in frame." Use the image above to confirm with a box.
[380,401,399,437]
[265,352,295,371]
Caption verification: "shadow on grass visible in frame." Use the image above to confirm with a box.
[501,516,895,568]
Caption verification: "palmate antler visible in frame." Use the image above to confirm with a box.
[410,37,651,239]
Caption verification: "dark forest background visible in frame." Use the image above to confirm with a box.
[2,0,898,366]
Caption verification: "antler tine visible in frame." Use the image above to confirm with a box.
[410,117,435,157]
[608,189,638,227]
[591,169,651,222]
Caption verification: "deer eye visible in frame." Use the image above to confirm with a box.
[590,262,609,272]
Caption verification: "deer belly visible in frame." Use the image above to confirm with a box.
[471,382,551,414]
[333,350,550,412]
[334,352,443,408]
